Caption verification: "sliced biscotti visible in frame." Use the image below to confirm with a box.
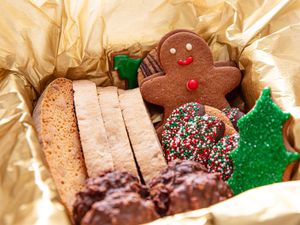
[97,86,139,177]
[33,78,87,215]
[118,88,166,183]
[73,80,114,177]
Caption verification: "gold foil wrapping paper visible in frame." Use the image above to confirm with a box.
[146,181,300,225]
[1,0,300,224]
[0,72,70,225]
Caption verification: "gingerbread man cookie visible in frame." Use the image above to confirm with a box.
[140,30,241,132]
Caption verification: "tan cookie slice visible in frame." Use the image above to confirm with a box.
[118,88,166,183]
[33,78,87,215]
[73,80,114,177]
[140,29,241,132]
[204,106,236,136]
[97,86,139,177]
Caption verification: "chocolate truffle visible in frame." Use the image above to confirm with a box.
[81,192,159,225]
[149,160,233,216]
[73,170,148,225]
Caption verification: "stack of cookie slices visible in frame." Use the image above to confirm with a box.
[33,29,299,225]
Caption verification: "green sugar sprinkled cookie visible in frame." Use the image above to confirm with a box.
[227,87,300,195]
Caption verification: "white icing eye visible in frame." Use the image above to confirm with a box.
[186,43,193,51]
[169,48,176,54]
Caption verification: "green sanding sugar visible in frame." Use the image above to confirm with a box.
[227,87,300,195]
[114,54,142,89]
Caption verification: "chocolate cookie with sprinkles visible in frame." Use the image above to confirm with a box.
[162,102,239,180]
[162,102,224,165]
[222,107,245,131]
[207,133,239,180]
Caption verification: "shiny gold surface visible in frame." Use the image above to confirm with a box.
[0,72,70,225]
[1,0,300,224]
[145,181,300,225]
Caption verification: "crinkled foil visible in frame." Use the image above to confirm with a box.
[0,0,300,224]
[145,181,300,225]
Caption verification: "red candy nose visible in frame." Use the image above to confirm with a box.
[186,79,198,91]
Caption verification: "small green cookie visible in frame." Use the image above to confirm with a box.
[227,87,300,195]
[114,54,142,89]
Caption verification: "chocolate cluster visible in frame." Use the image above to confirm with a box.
[73,161,233,225]
[149,160,233,216]
[81,192,158,225]
[73,170,157,225]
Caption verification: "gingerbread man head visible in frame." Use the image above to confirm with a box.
[158,29,214,77]
[140,29,241,134]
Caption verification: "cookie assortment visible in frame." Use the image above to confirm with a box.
[140,29,242,134]
[32,29,300,225]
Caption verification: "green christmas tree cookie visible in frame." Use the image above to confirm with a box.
[227,87,300,195]
[114,54,142,89]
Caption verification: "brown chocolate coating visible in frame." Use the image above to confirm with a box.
[74,163,232,224]
[168,173,233,215]
[73,170,148,225]
[222,107,245,131]
[140,29,242,133]
[204,105,236,136]
[149,160,233,216]
[139,47,164,78]
[81,192,159,225]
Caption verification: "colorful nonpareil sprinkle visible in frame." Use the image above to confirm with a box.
[222,107,244,131]
[207,134,239,180]
[162,102,224,166]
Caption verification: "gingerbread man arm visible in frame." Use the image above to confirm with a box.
[140,75,168,106]
[212,66,242,95]
[139,72,164,87]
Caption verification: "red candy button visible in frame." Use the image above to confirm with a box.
[186,79,198,91]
